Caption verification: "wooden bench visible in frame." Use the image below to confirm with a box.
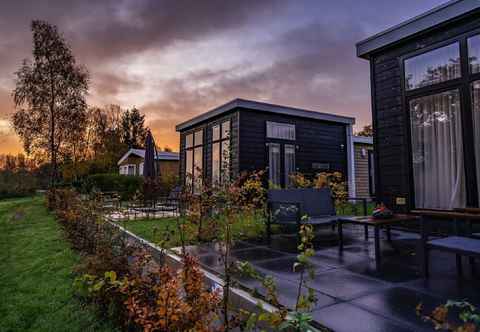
[413,210,480,278]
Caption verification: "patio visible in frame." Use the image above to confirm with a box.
[179,225,480,332]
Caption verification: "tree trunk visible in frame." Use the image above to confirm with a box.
[50,66,56,189]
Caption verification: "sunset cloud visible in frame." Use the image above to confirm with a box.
[0,0,445,154]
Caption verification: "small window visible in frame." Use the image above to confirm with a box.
[128,164,136,176]
[221,120,230,139]
[468,35,480,74]
[186,134,193,148]
[266,121,295,140]
[404,42,461,91]
[212,125,220,141]
[194,130,203,146]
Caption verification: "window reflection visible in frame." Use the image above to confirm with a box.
[468,35,480,74]
[405,43,461,90]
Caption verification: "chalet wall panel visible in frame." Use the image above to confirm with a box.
[239,108,348,178]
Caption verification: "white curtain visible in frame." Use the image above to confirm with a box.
[268,143,281,187]
[410,89,466,209]
[472,81,480,205]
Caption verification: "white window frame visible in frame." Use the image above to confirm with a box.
[266,121,296,140]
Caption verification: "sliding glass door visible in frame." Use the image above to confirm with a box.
[409,90,466,209]
[403,33,480,209]
[268,143,281,187]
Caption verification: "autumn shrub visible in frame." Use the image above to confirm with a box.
[50,188,224,331]
[417,300,480,332]
[289,171,348,206]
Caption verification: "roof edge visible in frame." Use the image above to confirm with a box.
[356,0,480,59]
[176,98,355,132]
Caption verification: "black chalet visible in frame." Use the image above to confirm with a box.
[175,98,356,194]
[357,0,480,212]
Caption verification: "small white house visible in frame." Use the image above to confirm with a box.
[118,149,179,176]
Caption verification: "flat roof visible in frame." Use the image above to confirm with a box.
[175,98,355,131]
[356,0,480,59]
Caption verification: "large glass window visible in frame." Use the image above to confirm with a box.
[194,130,203,146]
[185,129,203,191]
[284,145,296,187]
[212,125,220,141]
[193,147,203,192]
[471,81,480,205]
[186,150,193,188]
[212,142,220,185]
[266,121,296,140]
[211,120,231,185]
[268,143,281,187]
[186,134,193,148]
[404,43,461,90]
[221,120,230,139]
[468,35,480,74]
[221,140,230,183]
[409,90,465,209]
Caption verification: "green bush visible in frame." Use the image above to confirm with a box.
[0,170,38,199]
[84,173,143,200]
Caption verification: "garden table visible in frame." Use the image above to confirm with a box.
[337,214,420,272]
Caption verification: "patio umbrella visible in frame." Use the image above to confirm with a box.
[143,130,159,178]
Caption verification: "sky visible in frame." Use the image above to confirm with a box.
[0,0,447,154]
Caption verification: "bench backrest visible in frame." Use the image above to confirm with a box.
[268,188,335,223]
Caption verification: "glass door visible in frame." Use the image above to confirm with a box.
[409,89,466,209]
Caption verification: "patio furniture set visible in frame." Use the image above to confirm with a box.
[102,186,183,220]
[267,188,480,278]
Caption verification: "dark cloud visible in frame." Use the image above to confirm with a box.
[0,0,447,153]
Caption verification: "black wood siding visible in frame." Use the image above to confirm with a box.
[369,13,480,212]
[238,108,348,178]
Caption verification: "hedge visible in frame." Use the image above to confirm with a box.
[84,173,143,200]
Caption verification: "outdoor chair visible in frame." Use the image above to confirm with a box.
[155,186,183,216]
[266,188,338,243]
[419,214,480,278]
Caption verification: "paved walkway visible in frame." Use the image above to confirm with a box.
[186,226,480,332]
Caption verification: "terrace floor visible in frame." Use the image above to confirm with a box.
[182,226,480,332]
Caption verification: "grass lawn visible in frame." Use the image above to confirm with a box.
[120,211,268,248]
[120,201,375,248]
[0,195,119,332]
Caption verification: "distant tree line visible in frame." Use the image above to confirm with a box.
[8,20,173,190]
